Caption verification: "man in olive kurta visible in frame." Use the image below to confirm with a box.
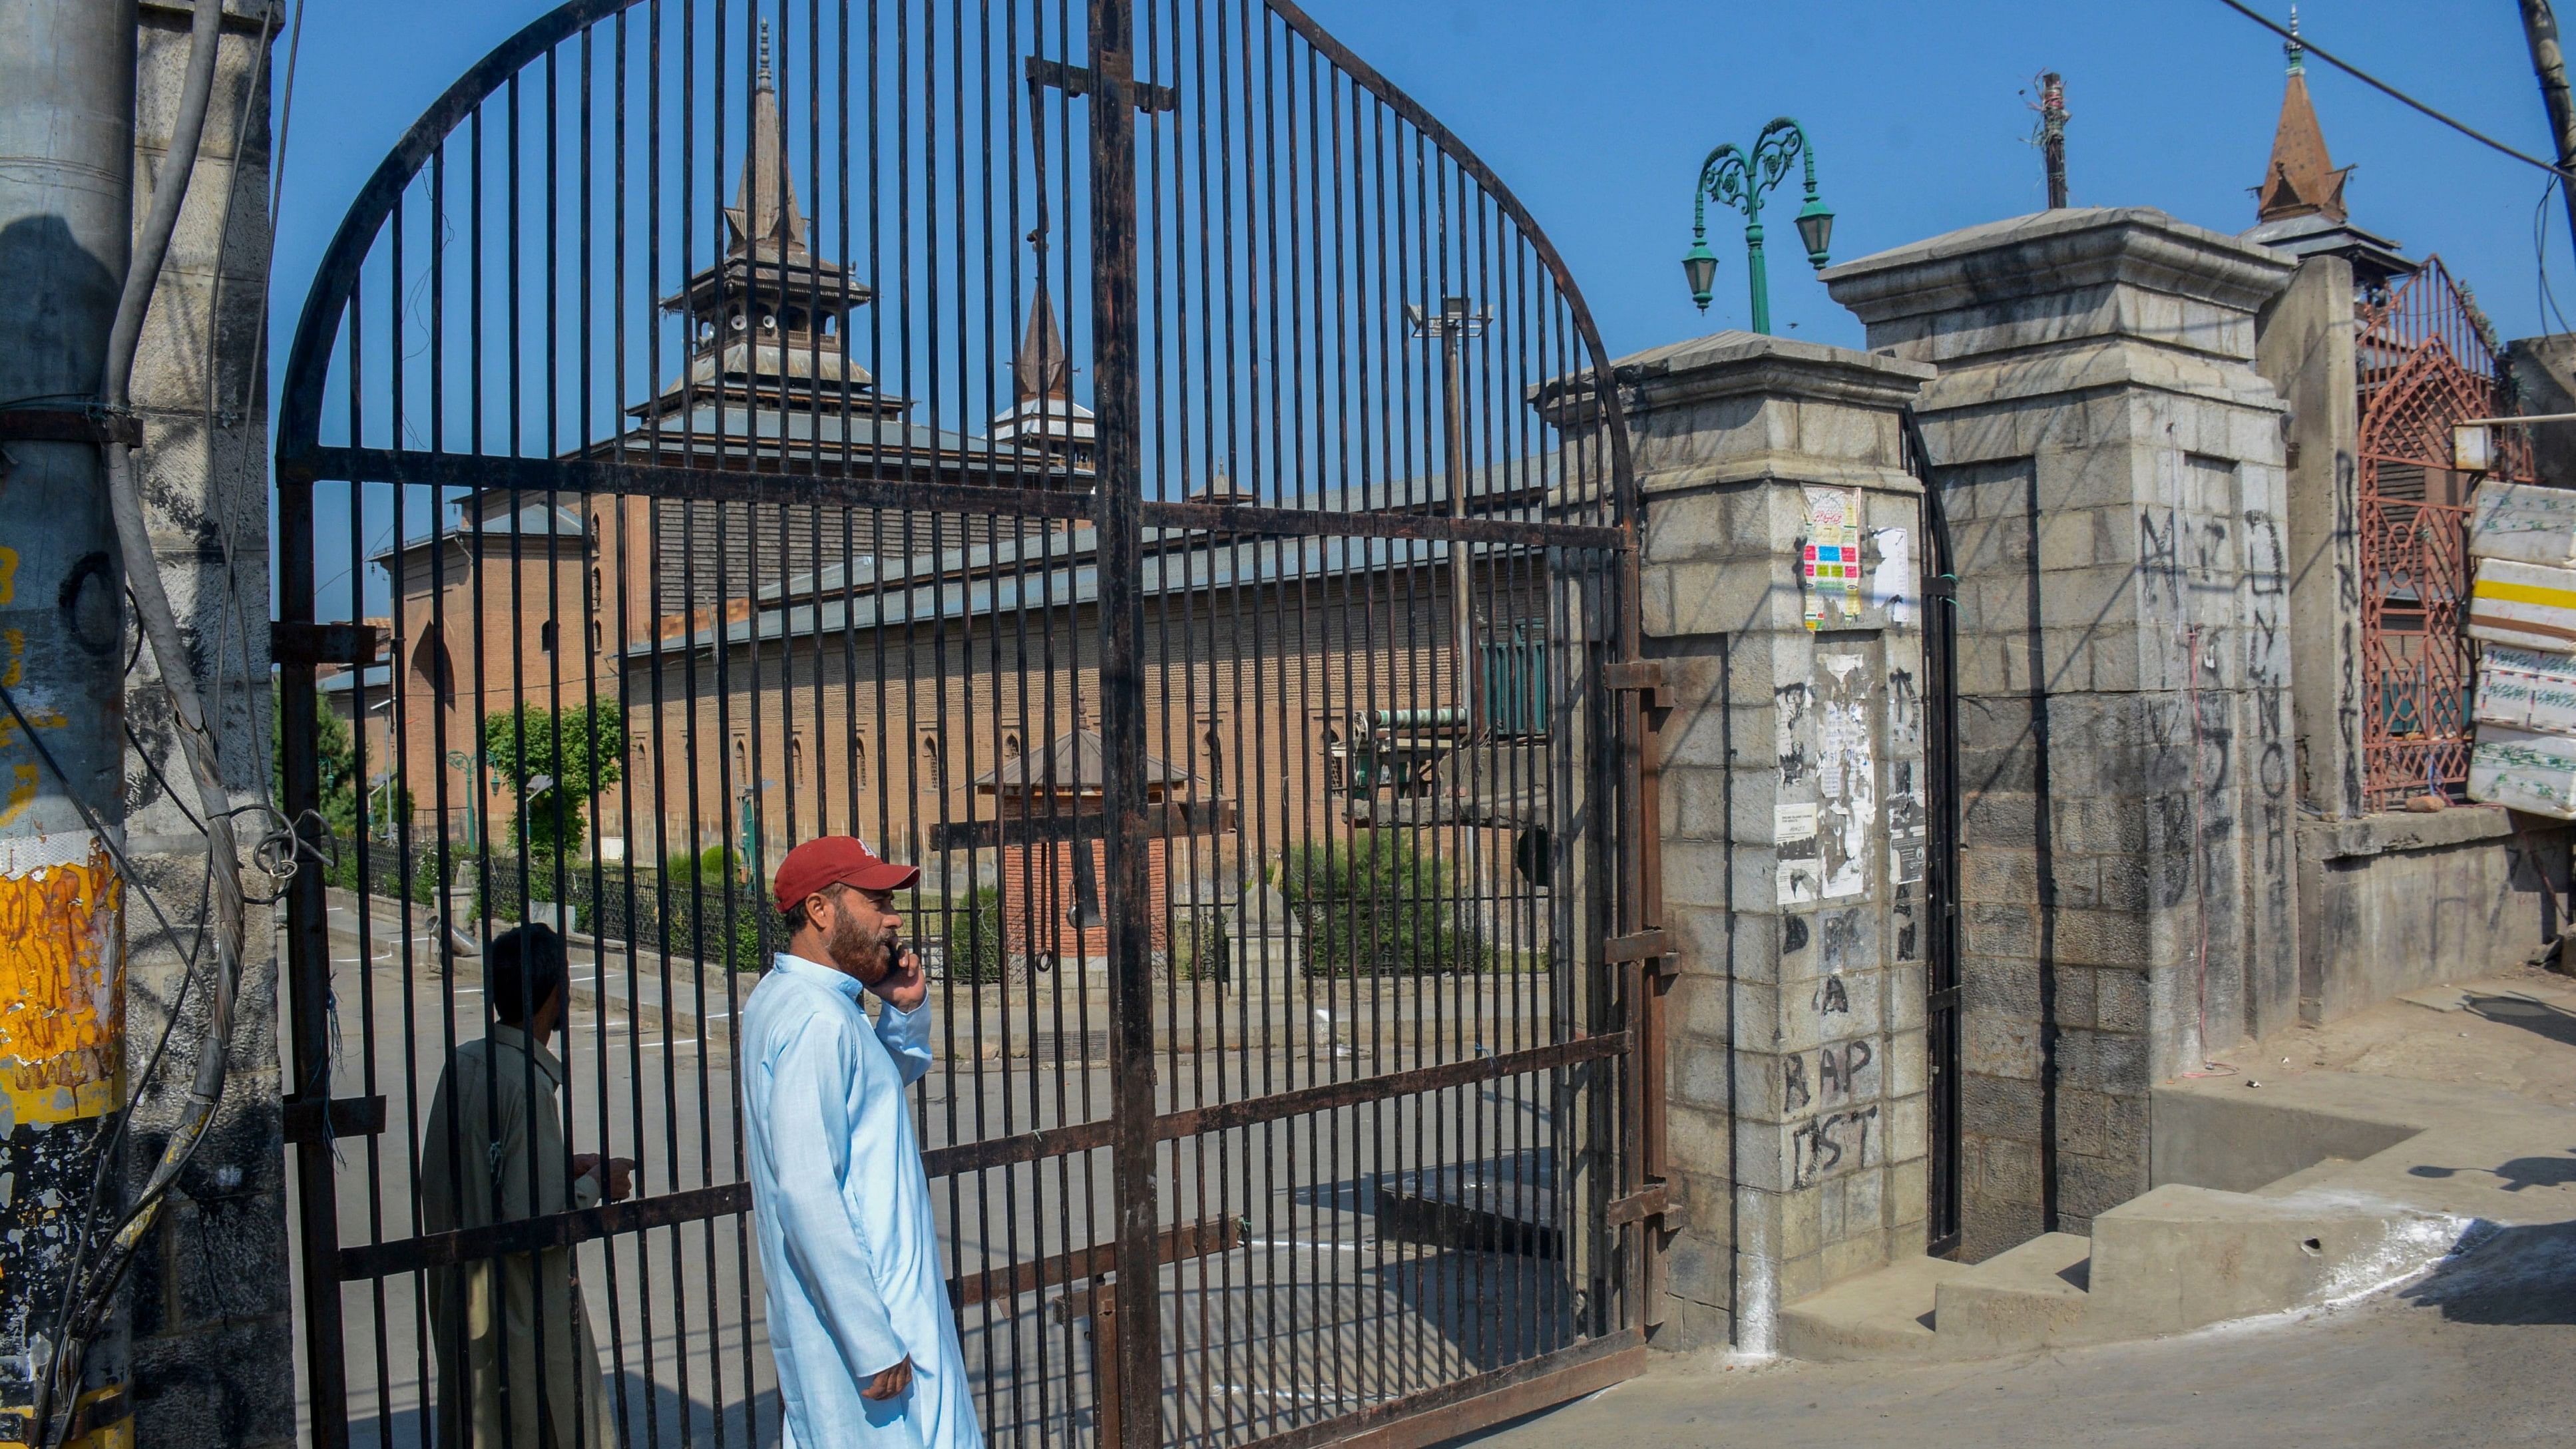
[420,925,635,1449]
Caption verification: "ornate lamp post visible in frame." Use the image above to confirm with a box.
[1683,116,1835,335]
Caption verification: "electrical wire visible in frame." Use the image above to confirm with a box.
[2213,0,2576,179]
[2539,175,2575,338]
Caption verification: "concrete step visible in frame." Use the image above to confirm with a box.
[1929,1232,2093,1356]
[1775,1255,1972,1363]
[2252,1156,2356,1197]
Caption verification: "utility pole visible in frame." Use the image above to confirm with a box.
[1408,296,1489,732]
[2038,71,2070,208]
[0,3,135,1446]
[2519,0,2576,260]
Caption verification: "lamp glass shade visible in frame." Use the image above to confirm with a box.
[1794,197,1834,268]
[1681,238,1719,311]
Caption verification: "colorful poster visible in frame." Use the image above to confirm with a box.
[1802,487,1865,631]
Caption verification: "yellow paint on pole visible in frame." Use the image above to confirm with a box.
[0,836,124,1130]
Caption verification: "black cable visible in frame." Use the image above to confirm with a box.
[2215,0,2576,178]
[0,675,221,1414]
[2539,176,2575,337]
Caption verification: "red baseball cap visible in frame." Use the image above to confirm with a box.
[771,836,920,911]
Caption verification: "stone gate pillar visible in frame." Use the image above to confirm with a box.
[1610,333,1934,1350]
[1824,208,2298,1259]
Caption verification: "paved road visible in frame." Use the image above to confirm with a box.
[295,897,1596,1449]
[1464,1221,2576,1449]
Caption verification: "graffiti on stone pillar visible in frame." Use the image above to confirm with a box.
[1791,1105,1880,1187]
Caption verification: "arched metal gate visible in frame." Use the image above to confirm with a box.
[273,3,1653,1447]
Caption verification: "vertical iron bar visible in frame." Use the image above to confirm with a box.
[1084,0,1163,1444]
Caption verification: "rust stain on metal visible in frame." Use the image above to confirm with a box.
[0,841,124,1128]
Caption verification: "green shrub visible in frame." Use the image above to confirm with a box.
[939,888,1008,984]
[1172,910,1228,982]
[1280,830,1488,977]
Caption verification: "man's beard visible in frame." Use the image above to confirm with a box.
[827,908,892,984]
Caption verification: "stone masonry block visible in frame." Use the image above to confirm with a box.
[1962,1071,2044,1141]
[1961,790,2039,850]
[2054,1026,2152,1096]
[1886,962,1928,1032]
[1884,1025,1929,1098]
[1964,899,2039,958]
[1963,1006,2045,1078]
[1882,1092,1928,1167]
[2053,907,2155,967]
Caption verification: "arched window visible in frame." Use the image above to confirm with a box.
[590,619,603,654]
[922,736,946,795]
[591,566,604,604]
[733,737,748,787]
[409,627,455,706]
[538,620,556,653]
[1004,733,1022,762]
[789,737,805,798]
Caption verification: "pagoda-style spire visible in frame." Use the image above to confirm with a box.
[2256,5,2352,224]
[1013,290,1072,402]
[725,22,810,261]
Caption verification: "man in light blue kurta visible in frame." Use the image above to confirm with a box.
[744,837,983,1449]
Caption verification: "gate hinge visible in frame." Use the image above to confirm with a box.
[272,620,387,669]
[1606,1181,1669,1228]
[1026,56,1178,114]
[1606,927,1679,976]
[1602,658,1667,710]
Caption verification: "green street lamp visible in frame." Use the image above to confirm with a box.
[1683,116,1834,335]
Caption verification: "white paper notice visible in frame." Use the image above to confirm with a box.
[1870,526,1913,628]
[1776,802,1821,905]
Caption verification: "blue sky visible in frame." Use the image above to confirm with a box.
[273,1,2569,618]
[272,0,2575,369]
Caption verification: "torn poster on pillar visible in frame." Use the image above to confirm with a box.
[1801,487,1865,631]
[1776,802,1821,905]
[1869,526,1913,628]
[1817,653,1874,899]
[1888,757,1927,886]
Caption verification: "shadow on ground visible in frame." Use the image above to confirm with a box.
[351,1374,773,1449]
[2410,1146,2576,1195]
[2465,992,2576,1049]
[2396,1217,2576,1326]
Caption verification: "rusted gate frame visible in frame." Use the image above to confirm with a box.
[2354,257,2529,811]
[273,1,1653,1446]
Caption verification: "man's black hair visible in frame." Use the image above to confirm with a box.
[488,923,567,1027]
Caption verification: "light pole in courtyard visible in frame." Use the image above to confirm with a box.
[1681,116,1836,334]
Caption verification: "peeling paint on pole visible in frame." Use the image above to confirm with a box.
[0,833,125,1129]
[0,831,127,1449]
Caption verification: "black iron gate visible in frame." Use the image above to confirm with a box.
[274,3,1649,1446]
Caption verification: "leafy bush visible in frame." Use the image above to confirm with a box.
[1172,909,1229,982]
[939,888,1008,984]
[1280,830,1488,977]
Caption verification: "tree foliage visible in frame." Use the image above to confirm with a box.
[272,692,363,838]
[1280,829,1488,976]
[482,700,626,857]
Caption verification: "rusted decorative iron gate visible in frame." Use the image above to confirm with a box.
[273,3,1654,1447]
[2357,256,2529,809]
